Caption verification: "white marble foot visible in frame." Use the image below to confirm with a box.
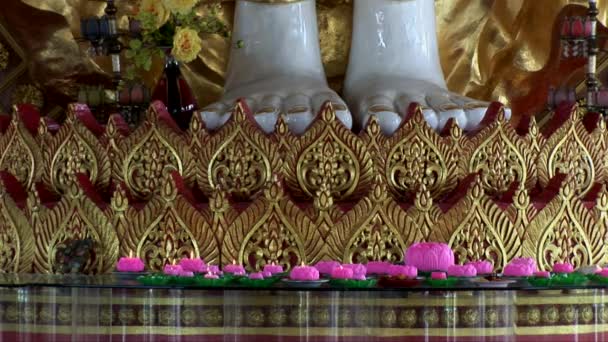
[200,0,352,135]
[344,0,510,135]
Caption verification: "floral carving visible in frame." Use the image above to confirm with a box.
[138,209,197,270]
[50,134,97,194]
[0,42,8,71]
[209,131,269,199]
[126,133,181,199]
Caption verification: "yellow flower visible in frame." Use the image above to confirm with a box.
[138,0,170,28]
[162,0,199,15]
[172,27,203,63]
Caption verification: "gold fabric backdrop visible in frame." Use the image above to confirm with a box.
[0,0,604,122]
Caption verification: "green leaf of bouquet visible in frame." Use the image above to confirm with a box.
[129,39,142,50]
[124,49,135,59]
[143,58,152,71]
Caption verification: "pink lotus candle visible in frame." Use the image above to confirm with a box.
[331,266,354,279]
[553,263,574,274]
[447,265,477,278]
[207,265,220,274]
[596,269,608,278]
[465,261,494,275]
[179,270,194,278]
[387,265,418,279]
[179,252,206,273]
[405,243,454,272]
[342,264,367,278]
[263,262,284,275]
[163,262,183,276]
[510,258,538,273]
[116,250,145,273]
[314,260,340,275]
[534,271,551,278]
[204,273,219,279]
[223,260,246,276]
[249,272,265,280]
[431,272,447,280]
[503,263,534,277]
[262,270,273,278]
[365,261,391,275]
[579,265,601,275]
[290,263,320,281]
[353,274,366,281]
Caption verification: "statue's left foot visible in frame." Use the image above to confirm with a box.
[344,0,510,135]
[345,77,499,134]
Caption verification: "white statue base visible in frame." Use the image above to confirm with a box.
[201,0,510,135]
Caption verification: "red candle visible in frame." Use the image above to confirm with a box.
[431,272,447,280]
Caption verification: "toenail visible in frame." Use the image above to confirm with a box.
[368,105,393,113]
[255,107,278,115]
[438,104,460,112]
[331,103,347,111]
[287,106,310,114]
[463,102,487,110]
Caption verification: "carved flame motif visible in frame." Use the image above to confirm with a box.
[450,212,506,267]
[549,133,594,194]
[209,131,269,199]
[138,209,197,271]
[347,213,405,264]
[297,132,358,199]
[0,210,18,272]
[126,133,181,199]
[539,215,591,269]
[387,135,445,195]
[50,210,101,274]
[50,133,97,194]
[242,211,302,272]
[0,133,33,185]
[470,131,525,195]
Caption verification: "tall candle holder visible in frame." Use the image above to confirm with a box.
[78,0,149,126]
[554,0,608,112]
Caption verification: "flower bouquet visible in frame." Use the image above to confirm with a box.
[124,0,229,128]
[126,0,228,77]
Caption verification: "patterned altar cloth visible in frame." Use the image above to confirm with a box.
[0,275,606,341]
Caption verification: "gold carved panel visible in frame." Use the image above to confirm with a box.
[32,187,118,274]
[0,102,606,272]
[198,101,281,200]
[384,107,460,199]
[523,178,599,271]
[222,178,324,272]
[111,102,193,200]
[430,176,519,270]
[0,107,42,188]
[329,177,432,264]
[465,110,538,196]
[0,182,34,273]
[42,104,110,196]
[284,103,374,201]
[538,106,601,195]
[112,172,219,271]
